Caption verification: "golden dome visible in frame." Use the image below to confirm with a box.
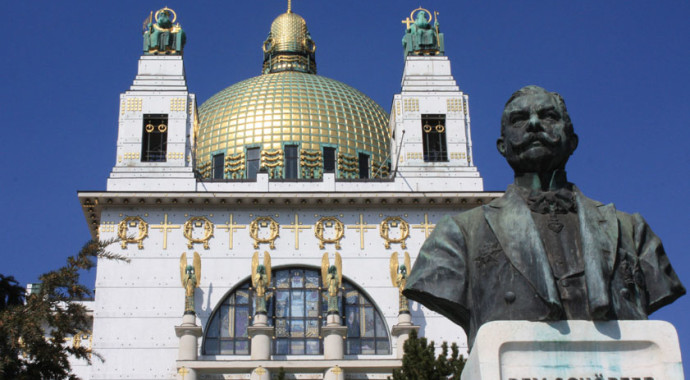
[195,9,390,180]
[196,71,390,179]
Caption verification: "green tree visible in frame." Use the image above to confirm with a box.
[390,329,466,380]
[0,239,126,380]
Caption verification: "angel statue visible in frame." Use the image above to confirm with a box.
[179,252,201,314]
[390,252,412,313]
[321,252,342,314]
[251,251,272,314]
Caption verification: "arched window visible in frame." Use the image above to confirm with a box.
[203,267,391,356]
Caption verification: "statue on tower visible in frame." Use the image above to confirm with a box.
[179,252,201,315]
[390,252,412,314]
[321,252,342,314]
[143,7,186,54]
[251,251,272,314]
[402,7,444,56]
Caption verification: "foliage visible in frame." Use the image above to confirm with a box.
[276,366,286,380]
[390,329,466,380]
[0,239,127,380]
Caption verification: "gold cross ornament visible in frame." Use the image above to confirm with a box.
[412,213,435,238]
[347,214,375,249]
[217,214,246,249]
[150,214,180,250]
[282,214,311,249]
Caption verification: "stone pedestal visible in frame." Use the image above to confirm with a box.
[324,365,345,380]
[250,366,271,380]
[322,313,348,360]
[390,312,420,359]
[174,313,202,380]
[248,313,274,360]
[462,320,685,380]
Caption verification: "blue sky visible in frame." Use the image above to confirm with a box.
[2,0,689,371]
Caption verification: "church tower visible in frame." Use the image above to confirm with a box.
[107,7,197,192]
[390,7,482,191]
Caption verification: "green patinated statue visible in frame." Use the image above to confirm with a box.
[143,7,186,55]
[404,85,685,348]
[179,252,201,315]
[322,252,342,314]
[402,8,444,56]
[251,251,272,314]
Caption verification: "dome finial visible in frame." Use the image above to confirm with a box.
[287,0,292,13]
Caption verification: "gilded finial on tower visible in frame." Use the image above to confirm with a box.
[287,0,292,13]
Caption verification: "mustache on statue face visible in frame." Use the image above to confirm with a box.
[511,132,560,151]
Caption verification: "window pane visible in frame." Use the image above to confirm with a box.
[284,145,298,179]
[205,338,218,354]
[220,306,230,337]
[323,147,335,172]
[306,320,319,338]
[347,339,361,355]
[276,291,289,317]
[220,340,234,354]
[212,153,224,179]
[363,307,375,337]
[291,320,305,337]
[306,339,320,355]
[207,313,220,338]
[276,319,289,337]
[276,339,289,355]
[276,271,289,288]
[235,340,249,355]
[376,339,390,354]
[291,290,305,317]
[235,307,249,337]
[346,290,358,305]
[361,339,376,354]
[306,290,319,317]
[236,290,249,305]
[290,340,305,355]
[247,147,260,179]
[291,270,304,287]
[305,271,320,288]
[346,307,360,337]
[375,313,387,338]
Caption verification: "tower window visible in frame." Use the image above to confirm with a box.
[358,153,369,179]
[141,114,168,162]
[212,153,224,179]
[246,147,260,180]
[323,147,336,173]
[421,114,448,162]
[284,145,298,179]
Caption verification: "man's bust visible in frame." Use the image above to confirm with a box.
[403,85,685,347]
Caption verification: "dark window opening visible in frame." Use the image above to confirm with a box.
[246,147,260,180]
[212,153,224,179]
[358,153,369,179]
[421,114,448,162]
[323,147,336,173]
[141,114,168,162]
[284,145,298,179]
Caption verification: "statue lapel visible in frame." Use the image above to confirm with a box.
[484,187,561,308]
[575,188,618,318]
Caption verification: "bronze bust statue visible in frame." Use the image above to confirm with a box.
[404,85,685,347]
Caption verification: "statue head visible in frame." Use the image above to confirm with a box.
[257,265,266,275]
[185,265,194,276]
[399,265,408,276]
[157,10,172,27]
[497,85,578,175]
[414,11,429,27]
[328,265,337,276]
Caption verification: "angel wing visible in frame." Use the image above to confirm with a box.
[193,252,201,287]
[321,252,330,287]
[251,251,259,287]
[335,252,342,286]
[404,251,411,273]
[263,251,272,284]
[390,252,399,287]
[179,252,187,287]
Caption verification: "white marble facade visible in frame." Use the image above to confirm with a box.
[77,13,494,379]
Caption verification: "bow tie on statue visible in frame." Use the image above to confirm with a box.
[526,188,576,233]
